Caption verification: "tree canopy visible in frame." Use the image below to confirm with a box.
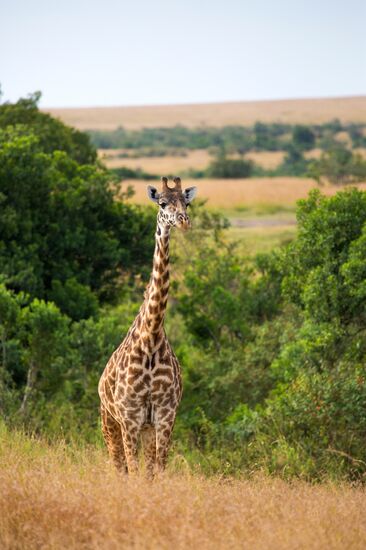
[0,100,156,317]
[0,92,97,164]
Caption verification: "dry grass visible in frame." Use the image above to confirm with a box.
[304,148,323,160]
[1,431,365,550]
[355,148,366,159]
[44,96,366,130]
[99,149,285,172]
[245,150,285,169]
[100,149,211,173]
[101,148,366,175]
[334,131,352,146]
[123,177,366,208]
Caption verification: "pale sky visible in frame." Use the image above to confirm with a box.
[1,0,365,107]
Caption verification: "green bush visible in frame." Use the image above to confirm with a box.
[206,154,254,178]
[281,188,366,324]
[308,145,366,184]
[110,166,157,180]
[0,92,96,164]
[0,125,156,311]
[292,125,316,151]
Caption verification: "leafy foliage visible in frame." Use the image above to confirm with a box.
[282,188,366,324]
[0,126,156,313]
[308,145,366,184]
[206,153,254,178]
[0,92,97,164]
[292,125,316,151]
[276,144,310,177]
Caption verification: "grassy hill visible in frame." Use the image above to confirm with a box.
[44,95,366,130]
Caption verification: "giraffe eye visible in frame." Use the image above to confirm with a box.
[160,202,167,209]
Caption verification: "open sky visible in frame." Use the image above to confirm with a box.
[1,0,365,107]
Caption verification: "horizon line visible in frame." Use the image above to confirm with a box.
[42,93,366,111]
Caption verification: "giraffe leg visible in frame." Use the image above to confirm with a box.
[155,409,176,473]
[120,409,146,475]
[141,425,156,478]
[101,405,127,473]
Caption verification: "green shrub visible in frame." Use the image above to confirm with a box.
[206,154,254,178]
[308,145,366,184]
[0,92,96,164]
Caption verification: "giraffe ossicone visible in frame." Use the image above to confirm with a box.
[98,177,197,476]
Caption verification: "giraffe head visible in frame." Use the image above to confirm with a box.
[147,177,197,230]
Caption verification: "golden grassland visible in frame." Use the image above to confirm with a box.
[1,429,366,550]
[245,150,285,169]
[101,148,366,173]
[334,130,353,146]
[304,148,323,160]
[44,96,366,130]
[99,149,287,172]
[123,177,366,208]
[356,148,366,159]
[100,148,212,173]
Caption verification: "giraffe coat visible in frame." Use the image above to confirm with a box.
[98,178,196,475]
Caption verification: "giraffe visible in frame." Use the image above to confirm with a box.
[98,176,197,476]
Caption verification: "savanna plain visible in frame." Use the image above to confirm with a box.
[2,96,366,549]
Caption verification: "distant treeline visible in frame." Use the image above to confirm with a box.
[111,146,366,184]
[88,121,366,153]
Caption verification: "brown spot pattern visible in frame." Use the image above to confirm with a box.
[98,194,186,476]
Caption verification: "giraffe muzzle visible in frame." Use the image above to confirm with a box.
[176,213,191,230]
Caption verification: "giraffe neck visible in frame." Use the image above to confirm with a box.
[142,217,171,334]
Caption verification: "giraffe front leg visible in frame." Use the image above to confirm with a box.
[120,409,145,475]
[101,405,127,473]
[141,425,156,479]
[155,408,176,474]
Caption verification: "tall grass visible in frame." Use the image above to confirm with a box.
[1,424,365,549]
[124,178,366,208]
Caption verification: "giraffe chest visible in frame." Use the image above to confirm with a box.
[113,339,182,409]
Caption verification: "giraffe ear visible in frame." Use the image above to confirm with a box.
[147,185,160,204]
[184,187,197,204]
